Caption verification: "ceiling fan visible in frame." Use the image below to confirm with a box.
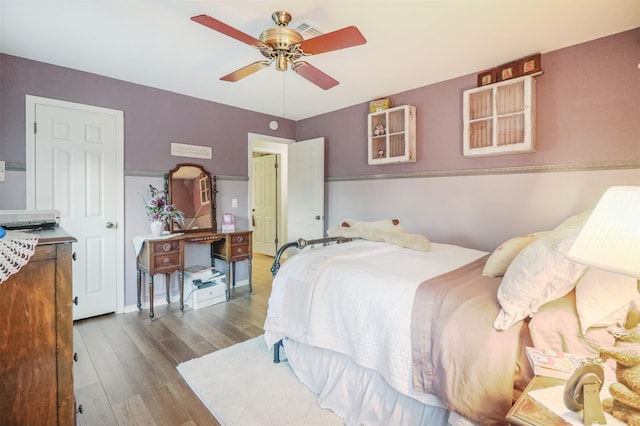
[191,11,367,90]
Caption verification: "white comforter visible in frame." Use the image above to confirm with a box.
[264,239,487,402]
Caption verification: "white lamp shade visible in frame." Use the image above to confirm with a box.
[567,186,640,278]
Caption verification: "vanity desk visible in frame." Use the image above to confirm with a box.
[136,163,253,319]
[135,230,252,319]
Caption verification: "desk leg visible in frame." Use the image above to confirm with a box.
[137,269,142,309]
[225,267,231,302]
[232,262,236,288]
[165,273,171,304]
[179,270,184,311]
[148,275,155,319]
[248,258,253,294]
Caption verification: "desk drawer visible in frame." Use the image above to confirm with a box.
[230,243,250,260]
[154,253,180,270]
[231,233,250,245]
[153,241,180,254]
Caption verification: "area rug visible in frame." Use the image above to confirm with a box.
[177,335,343,426]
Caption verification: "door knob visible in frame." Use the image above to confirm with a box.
[106,222,115,228]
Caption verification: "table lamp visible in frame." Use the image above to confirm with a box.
[567,185,640,424]
[567,186,640,288]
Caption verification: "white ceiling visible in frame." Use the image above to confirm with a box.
[1,1,638,121]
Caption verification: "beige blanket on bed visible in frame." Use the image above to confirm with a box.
[411,255,531,425]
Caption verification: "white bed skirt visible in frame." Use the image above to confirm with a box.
[282,338,477,426]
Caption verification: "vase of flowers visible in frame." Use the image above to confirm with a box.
[143,185,184,237]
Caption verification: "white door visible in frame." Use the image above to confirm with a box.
[252,154,278,256]
[287,138,325,241]
[26,97,123,320]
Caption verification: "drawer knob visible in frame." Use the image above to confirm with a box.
[236,247,243,254]
[237,236,244,243]
[73,352,79,362]
[72,296,79,305]
[164,258,170,264]
[76,405,84,415]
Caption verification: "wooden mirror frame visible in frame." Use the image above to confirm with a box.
[165,163,217,233]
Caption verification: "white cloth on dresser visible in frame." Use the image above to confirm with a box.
[0,231,40,284]
[132,232,183,256]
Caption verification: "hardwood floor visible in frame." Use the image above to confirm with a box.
[73,253,275,426]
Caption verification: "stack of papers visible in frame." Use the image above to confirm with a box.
[184,265,222,286]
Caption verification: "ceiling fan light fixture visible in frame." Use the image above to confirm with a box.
[276,53,288,71]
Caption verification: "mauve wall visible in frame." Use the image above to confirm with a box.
[0,54,296,173]
[1,28,639,307]
[296,28,640,177]
[0,55,296,308]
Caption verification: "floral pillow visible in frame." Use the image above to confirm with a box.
[482,232,548,278]
[493,212,590,331]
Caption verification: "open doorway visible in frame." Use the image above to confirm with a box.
[248,133,293,258]
[248,133,326,264]
[251,152,279,256]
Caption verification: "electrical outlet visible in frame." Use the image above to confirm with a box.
[0,161,5,182]
[232,198,238,208]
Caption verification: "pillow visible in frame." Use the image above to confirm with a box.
[493,212,591,331]
[482,232,548,277]
[575,267,639,334]
[327,218,431,251]
[341,218,402,232]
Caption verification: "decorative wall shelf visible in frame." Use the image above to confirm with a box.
[367,105,416,165]
[463,74,539,157]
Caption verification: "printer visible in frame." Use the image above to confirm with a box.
[0,210,60,230]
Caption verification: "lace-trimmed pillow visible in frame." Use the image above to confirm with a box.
[493,212,590,331]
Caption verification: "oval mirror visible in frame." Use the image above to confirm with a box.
[166,163,217,233]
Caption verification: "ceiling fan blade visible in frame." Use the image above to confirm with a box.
[292,62,339,90]
[220,61,271,82]
[191,14,268,49]
[298,26,366,55]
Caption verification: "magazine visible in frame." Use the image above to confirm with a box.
[525,347,585,379]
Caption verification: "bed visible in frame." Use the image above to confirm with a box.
[263,215,631,425]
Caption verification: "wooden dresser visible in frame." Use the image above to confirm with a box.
[0,229,77,425]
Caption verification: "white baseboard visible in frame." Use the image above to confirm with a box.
[121,278,250,314]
